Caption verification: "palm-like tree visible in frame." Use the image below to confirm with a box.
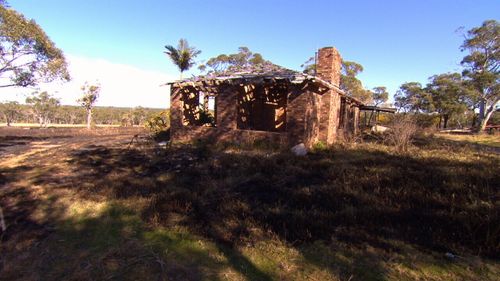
[164,39,201,79]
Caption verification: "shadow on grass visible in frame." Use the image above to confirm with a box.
[3,200,278,280]
[5,139,498,280]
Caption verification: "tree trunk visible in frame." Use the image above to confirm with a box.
[477,102,498,133]
[87,108,92,129]
[368,110,375,126]
[4,114,11,127]
[443,114,449,129]
[475,98,499,133]
[471,113,477,128]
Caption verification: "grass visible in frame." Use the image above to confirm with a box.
[0,123,122,128]
[435,132,500,148]
[0,128,499,280]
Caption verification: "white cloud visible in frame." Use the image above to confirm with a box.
[1,54,176,108]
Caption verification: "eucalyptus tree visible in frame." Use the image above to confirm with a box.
[302,57,373,103]
[0,5,70,88]
[78,82,100,129]
[426,73,468,128]
[340,61,372,103]
[164,39,201,79]
[25,91,60,127]
[198,47,270,75]
[367,86,389,125]
[395,82,433,113]
[0,100,20,126]
[460,20,499,132]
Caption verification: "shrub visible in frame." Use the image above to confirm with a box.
[145,110,170,140]
[385,115,419,152]
[198,108,215,127]
[414,113,440,129]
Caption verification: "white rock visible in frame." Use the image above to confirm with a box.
[291,143,307,156]
[371,125,390,133]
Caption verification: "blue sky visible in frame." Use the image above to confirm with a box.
[4,0,500,107]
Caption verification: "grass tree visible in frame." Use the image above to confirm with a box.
[78,82,100,129]
[164,39,201,79]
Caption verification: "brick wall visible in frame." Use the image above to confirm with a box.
[316,47,342,86]
[316,47,343,145]
[169,47,361,147]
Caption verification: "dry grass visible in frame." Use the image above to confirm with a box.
[0,123,122,128]
[435,132,500,148]
[0,128,499,280]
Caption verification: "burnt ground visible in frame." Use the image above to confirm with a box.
[0,127,499,280]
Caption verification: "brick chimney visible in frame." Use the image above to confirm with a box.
[316,47,342,87]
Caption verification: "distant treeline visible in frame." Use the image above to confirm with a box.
[0,103,168,126]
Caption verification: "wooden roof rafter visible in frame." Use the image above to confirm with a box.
[168,72,365,105]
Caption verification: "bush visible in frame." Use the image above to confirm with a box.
[385,115,419,152]
[198,108,215,127]
[414,113,440,129]
[145,110,170,140]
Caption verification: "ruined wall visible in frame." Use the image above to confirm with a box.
[170,86,183,140]
[315,47,344,145]
[237,83,287,132]
[170,83,290,145]
[316,47,342,86]
[169,46,361,147]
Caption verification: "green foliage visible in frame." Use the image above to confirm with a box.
[145,110,170,141]
[300,56,316,75]
[426,73,469,128]
[78,82,100,110]
[302,57,376,104]
[198,46,281,75]
[198,108,215,126]
[311,141,328,151]
[395,82,433,113]
[371,86,389,106]
[77,82,100,129]
[164,38,201,79]
[0,5,70,88]
[414,113,441,128]
[0,103,165,126]
[145,110,170,134]
[340,61,373,103]
[25,91,60,127]
[460,20,499,131]
[0,100,19,125]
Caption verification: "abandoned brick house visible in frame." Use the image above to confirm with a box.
[168,47,363,147]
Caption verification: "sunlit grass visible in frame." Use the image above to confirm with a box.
[435,132,500,148]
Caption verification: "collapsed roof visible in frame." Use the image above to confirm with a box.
[167,68,364,105]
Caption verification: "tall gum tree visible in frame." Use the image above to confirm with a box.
[25,91,60,127]
[426,73,468,129]
[460,20,499,132]
[0,5,70,88]
[301,57,374,103]
[78,83,100,129]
